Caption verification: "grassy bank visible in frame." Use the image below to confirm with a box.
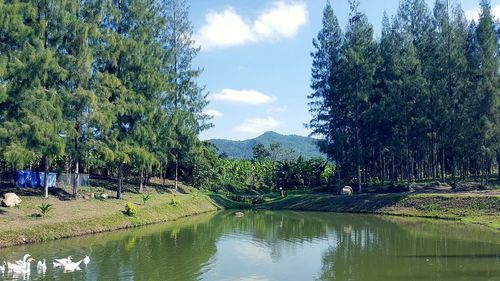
[0,188,218,248]
[257,192,500,230]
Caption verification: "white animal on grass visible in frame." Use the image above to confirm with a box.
[83,256,90,266]
[341,186,353,196]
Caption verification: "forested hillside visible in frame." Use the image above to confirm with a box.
[209,131,325,159]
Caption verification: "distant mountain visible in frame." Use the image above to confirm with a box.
[208,131,325,160]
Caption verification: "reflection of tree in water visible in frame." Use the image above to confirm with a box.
[316,216,500,281]
[69,213,223,281]
[120,214,221,281]
[211,211,335,262]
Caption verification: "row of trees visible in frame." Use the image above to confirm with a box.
[309,0,499,192]
[0,0,209,198]
[189,143,334,193]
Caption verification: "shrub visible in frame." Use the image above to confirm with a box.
[142,194,151,205]
[38,203,53,217]
[124,202,138,216]
[170,195,179,207]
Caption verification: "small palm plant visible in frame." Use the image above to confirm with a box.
[38,203,53,217]
[170,194,179,206]
[142,193,151,205]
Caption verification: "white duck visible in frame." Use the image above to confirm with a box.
[37,259,47,272]
[8,257,33,274]
[53,256,72,267]
[83,256,90,266]
[14,254,31,267]
[64,259,83,272]
[0,261,6,273]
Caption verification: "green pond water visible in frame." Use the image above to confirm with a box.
[0,211,499,281]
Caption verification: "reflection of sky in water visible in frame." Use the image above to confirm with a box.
[202,233,338,281]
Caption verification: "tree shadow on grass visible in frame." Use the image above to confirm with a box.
[49,188,74,201]
[265,192,410,214]
[0,186,74,201]
[207,193,251,209]
[89,175,184,196]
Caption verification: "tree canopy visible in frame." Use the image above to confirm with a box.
[308,0,499,190]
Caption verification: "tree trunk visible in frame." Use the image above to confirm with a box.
[163,158,167,186]
[356,130,362,193]
[441,150,445,181]
[175,154,179,191]
[68,160,72,186]
[73,124,80,198]
[486,159,490,185]
[497,155,500,180]
[43,155,49,198]
[432,135,437,180]
[139,167,144,193]
[159,161,163,183]
[337,163,341,194]
[406,136,410,185]
[392,153,395,184]
[117,163,123,199]
[65,157,70,185]
[73,158,80,198]
[451,156,456,187]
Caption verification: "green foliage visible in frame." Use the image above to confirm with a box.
[124,203,138,217]
[188,145,332,193]
[308,0,500,190]
[252,143,270,161]
[170,195,179,207]
[38,203,53,217]
[142,194,151,205]
[274,157,328,190]
[0,0,208,198]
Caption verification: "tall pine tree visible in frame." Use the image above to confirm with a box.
[340,0,379,192]
[308,1,344,191]
[161,0,210,191]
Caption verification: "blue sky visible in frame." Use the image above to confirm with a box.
[191,0,500,141]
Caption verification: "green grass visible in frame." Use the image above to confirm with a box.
[206,193,252,209]
[0,190,219,248]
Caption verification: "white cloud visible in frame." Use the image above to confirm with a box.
[253,1,308,39]
[210,89,276,105]
[195,8,254,49]
[465,5,500,22]
[234,117,280,133]
[195,1,308,50]
[204,109,223,118]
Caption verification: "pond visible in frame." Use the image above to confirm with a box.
[0,211,499,281]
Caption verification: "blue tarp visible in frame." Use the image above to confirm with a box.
[16,171,29,187]
[39,172,57,188]
[16,170,56,188]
